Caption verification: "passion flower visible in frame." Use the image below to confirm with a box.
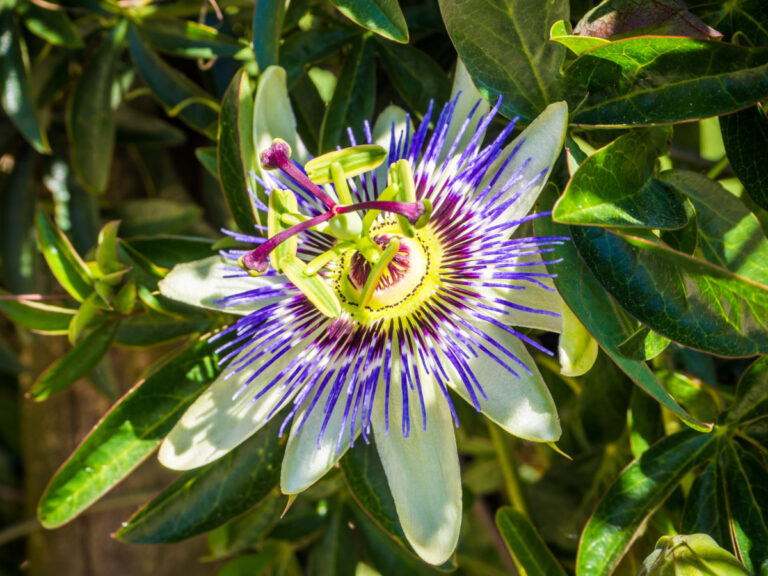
[157,95,568,565]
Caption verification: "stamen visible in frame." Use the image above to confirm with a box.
[261,139,338,209]
[359,237,401,308]
[336,200,432,228]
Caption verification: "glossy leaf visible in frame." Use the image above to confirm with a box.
[661,169,768,287]
[726,356,768,425]
[571,226,768,357]
[720,105,768,211]
[252,0,285,69]
[29,320,119,401]
[37,335,231,528]
[0,289,75,335]
[319,36,375,151]
[438,0,568,123]
[329,0,409,43]
[496,507,567,576]
[554,128,687,229]
[67,20,127,193]
[722,442,768,574]
[566,38,768,125]
[116,418,284,543]
[36,211,93,302]
[576,430,717,576]
[617,326,670,361]
[218,68,258,232]
[17,2,82,47]
[375,38,450,117]
[137,18,241,59]
[0,7,49,153]
[128,24,218,138]
[536,192,707,429]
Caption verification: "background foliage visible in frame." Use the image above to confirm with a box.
[0,0,767,574]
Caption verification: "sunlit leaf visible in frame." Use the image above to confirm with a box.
[329,0,409,43]
[36,211,93,302]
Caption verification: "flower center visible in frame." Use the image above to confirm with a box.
[349,234,411,292]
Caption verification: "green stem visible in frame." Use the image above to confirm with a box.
[487,422,528,518]
[706,156,730,180]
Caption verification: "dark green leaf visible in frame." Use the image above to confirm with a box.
[0,333,24,375]
[566,38,768,125]
[375,39,450,117]
[319,36,375,151]
[0,7,49,153]
[252,0,285,69]
[196,146,218,177]
[617,326,670,361]
[571,225,768,357]
[115,107,186,146]
[2,147,38,294]
[36,210,93,302]
[660,198,698,255]
[206,494,283,559]
[691,0,768,46]
[628,387,663,458]
[29,320,118,401]
[576,430,717,576]
[137,17,241,59]
[115,314,209,347]
[329,0,409,43]
[496,507,567,576]
[125,236,215,268]
[66,20,127,193]
[106,199,202,236]
[536,191,707,429]
[681,455,730,548]
[17,2,83,47]
[661,169,768,286]
[726,356,768,425]
[116,418,284,543]
[0,289,75,334]
[554,128,686,229]
[720,105,768,211]
[308,505,357,576]
[128,24,219,138]
[722,442,768,573]
[578,352,632,444]
[438,0,568,123]
[279,27,360,87]
[38,334,231,527]
[216,545,291,576]
[218,68,258,232]
[290,72,325,156]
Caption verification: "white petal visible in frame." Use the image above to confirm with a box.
[253,66,308,166]
[372,348,461,566]
[480,102,568,231]
[281,370,361,494]
[442,320,561,442]
[158,256,288,315]
[559,305,598,377]
[480,281,563,333]
[158,333,317,470]
[440,57,490,164]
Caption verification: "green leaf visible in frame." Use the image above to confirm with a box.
[566,37,768,125]
[570,225,768,357]
[438,0,568,123]
[37,334,230,528]
[291,72,325,156]
[496,507,567,576]
[96,220,122,274]
[279,27,360,87]
[375,39,451,117]
[692,0,768,46]
[29,320,119,401]
[36,210,93,302]
[720,105,768,211]
[114,107,186,146]
[722,442,768,574]
[550,19,609,55]
[661,169,768,287]
[128,24,219,138]
[196,146,218,177]
[681,455,731,548]
[0,7,49,153]
[576,429,717,576]
[125,236,215,268]
[308,505,357,576]
[616,326,670,361]
[106,199,202,236]
[0,289,75,334]
[659,370,720,424]
[136,17,241,59]
[536,192,708,429]
[17,2,82,47]
[252,0,285,70]
[628,387,663,458]
[206,495,283,559]
[218,68,258,233]
[116,418,284,543]
[319,36,375,151]
[1,147,37,294]
[329,0,409,43]
[554,128,686,229]
[115,314,209,347]
[66,20,127,193]
[726,356,768,425]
